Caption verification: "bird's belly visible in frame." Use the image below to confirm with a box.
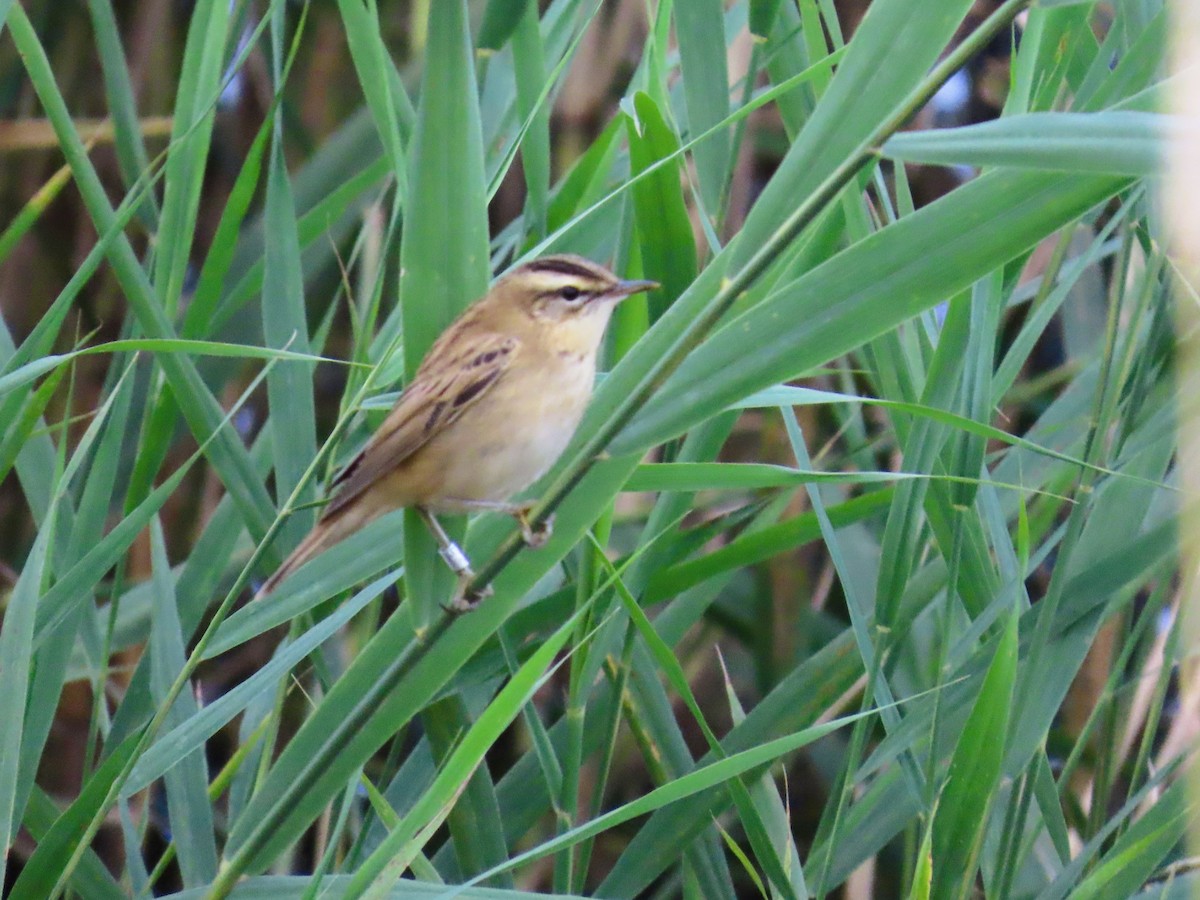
[427,365,591,504]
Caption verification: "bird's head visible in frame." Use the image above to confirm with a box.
[498,254,658,325]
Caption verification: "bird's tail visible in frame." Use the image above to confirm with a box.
[255,508,369,600]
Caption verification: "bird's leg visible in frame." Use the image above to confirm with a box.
[417,506,472,576]
[440,498,554,549]
[416,507,492,612]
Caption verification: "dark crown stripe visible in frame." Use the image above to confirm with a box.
[522,256,610,282]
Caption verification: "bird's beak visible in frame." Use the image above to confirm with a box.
[610,279,660,300]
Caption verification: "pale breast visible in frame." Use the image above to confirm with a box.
[428,351,596,504]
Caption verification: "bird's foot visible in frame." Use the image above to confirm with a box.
[437,540,488,611]
[513,503,554,549]
[445,576,493,614]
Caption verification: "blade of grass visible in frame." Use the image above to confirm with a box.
[0,513,55,886]
[625,91,699,319]
[7,3,278,544]
[675,0,732,213]
[6,733,142,900]
[147,519,219,887]
[151,0,231,317]
[347,605,592,897]
[883,110,1190,175]
[397,0,491,626]
[930,609,1017,900]
[85,0,158,226]
[262,66,318,546]
[511,0,550,242]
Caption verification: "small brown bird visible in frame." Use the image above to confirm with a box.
[257,254,657,607]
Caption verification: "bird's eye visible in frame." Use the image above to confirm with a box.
[559,286,583,302]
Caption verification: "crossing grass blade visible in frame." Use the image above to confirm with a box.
[0,159,76,264]
[347,604,589,895]
[626,92,699,319]
[6,733,143,899]
[11,368,137,854]
[511,0,551,243]
[85,0,159,226]
[339,0,410,192]
[883,111,1190,175]
[7,3,278,541]
[612,169,1131,456]
[397,0,491,625]
[262,105,318,545]
[930,610,1016,899]
[674,0,731,214]
[0,517,54,888]
[18,789,125,900]
[148,519,219,887]
[126,572,397,796]
[477,0,532,53]
[150,0,232,316]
